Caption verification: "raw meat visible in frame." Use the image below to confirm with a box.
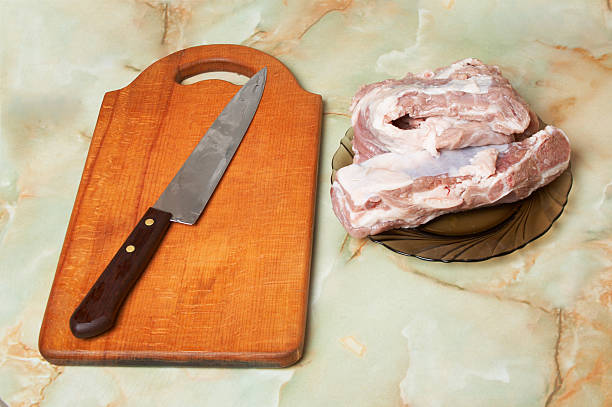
[351,58,536,162]
[331,126,571,238]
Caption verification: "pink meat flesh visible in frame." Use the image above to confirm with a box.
[350,58,537,162]
[331,126,571,238]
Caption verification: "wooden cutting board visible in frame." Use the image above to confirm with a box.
[38,45,322,367]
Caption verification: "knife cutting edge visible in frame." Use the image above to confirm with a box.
[70,67,267,339]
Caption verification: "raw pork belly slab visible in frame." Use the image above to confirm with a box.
[331,126,571,238]
[351,58,536,162]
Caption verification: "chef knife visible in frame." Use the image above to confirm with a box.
[70,68,267,339]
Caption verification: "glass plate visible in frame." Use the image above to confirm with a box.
[331,128,572,262]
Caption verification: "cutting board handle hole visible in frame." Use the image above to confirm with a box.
[180,71,250,86]
[176,60,257,86]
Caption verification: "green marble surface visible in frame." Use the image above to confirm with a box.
[1,0,611,406]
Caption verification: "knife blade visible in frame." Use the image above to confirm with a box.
[70,68,267,339]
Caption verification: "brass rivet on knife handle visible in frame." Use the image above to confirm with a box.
[144,218,154,226]
[69,207,172,339]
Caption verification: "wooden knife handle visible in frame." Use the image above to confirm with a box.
[70,207,172,339]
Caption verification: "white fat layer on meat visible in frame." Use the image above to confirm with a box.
[411,76,493,95]
[532,126,571,189]
[346,193,413,228]
[333,125,570,234]
[364,76,492,117]
[351,75,493,126]
[425,58,485,79]
[374,117,510,157]
[336,144,508,208]
[458,148,498,178]
[350,74,519,157]
[346,185,462,228]
[537,161,569,188]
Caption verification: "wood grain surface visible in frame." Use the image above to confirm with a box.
[38,44,322,367]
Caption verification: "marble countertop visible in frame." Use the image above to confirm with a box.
[1,0,611,406]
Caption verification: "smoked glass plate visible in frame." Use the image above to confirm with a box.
[331,128,572,262]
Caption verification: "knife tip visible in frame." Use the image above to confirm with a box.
[255,67,267,86]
